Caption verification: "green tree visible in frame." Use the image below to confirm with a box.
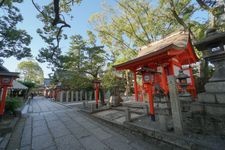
[17,60,44,85]
[0,0,32,63]
[89,0,215,95]
[60,31,106,89]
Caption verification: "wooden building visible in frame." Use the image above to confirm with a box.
[114,31,198,117]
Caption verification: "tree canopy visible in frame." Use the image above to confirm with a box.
[53,31,106,89]
[0,0,32,63]
[17,60,44,85]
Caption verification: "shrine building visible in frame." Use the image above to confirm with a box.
[114,31,198,117]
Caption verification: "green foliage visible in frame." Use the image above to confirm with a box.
[17,60,44,85]
[0,0,32,63]
[56,32,106,89]
[102,68,125,91]
[5,97,22,114]
[90,0,186,65]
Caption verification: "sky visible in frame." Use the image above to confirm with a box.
[3,0,116,78]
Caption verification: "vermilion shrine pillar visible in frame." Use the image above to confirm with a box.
[143,71,155,121]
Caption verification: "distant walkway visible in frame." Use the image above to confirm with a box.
[7,96,168,150]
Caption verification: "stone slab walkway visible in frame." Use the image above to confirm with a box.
[7,96,171,150]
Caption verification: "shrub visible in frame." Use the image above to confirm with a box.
[5,97,22,114]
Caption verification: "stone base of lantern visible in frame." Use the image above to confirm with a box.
[205,81,225,93]
[186,81,225,136]
[198,81,225,104]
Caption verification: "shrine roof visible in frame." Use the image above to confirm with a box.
[0,65,19,77]
[138,31,189,57]
[114,31,198,70]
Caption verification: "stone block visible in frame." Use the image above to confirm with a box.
[158,115,167,131]
[205,104,225,116]
[198,93,216,103]
[190,103,204,113]
[205,81,225,93]
[155,108,171,115]
[216,94,225,104]
[55,134,83,150]
[154,102,170,109]
[32,133,54,150]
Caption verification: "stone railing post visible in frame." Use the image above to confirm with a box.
[85,91,88,101]
[66,91,69,102]
[80,90,83,101]
[71,91,74,102]
[75,91,79,101]
[125,107,131,122]
[60,91,64,102]
[89,91,92,101]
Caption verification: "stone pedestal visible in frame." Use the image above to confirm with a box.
[154,96,172,131]
[179,96,192,112]
[199,81,225,104]
[188,81,225,136]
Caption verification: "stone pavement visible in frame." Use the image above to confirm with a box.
[7,96,173,150]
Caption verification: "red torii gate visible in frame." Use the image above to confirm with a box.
[0,66,19,117]
[114,31,198,120]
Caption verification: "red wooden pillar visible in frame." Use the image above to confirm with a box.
[139,86,143,102]
[147,83,155,121]
[188,66,197,98]
[133,71,138,101]
[160,66,168,94]
[0,86,8,115]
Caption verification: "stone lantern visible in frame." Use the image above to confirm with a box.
[176,70,190,96]
[194,28,225,103]
[93,79,101,108]
[0,66,19,118]
[188,28,225,136]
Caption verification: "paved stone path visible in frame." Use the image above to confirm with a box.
[7,96,170,150]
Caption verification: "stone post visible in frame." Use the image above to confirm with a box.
[75,91,79,101]
[60,91,64,102]
[125,107,131,122]
[80,90,83,101]
[168,76,183,135]
[66,91,69,102]
[71,91,74,102]
[85,91,88,101]
[158,115,167,131]
[83,101,86,108]
[89,91,92,101]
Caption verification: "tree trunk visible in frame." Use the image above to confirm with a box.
[124,70,131,96]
